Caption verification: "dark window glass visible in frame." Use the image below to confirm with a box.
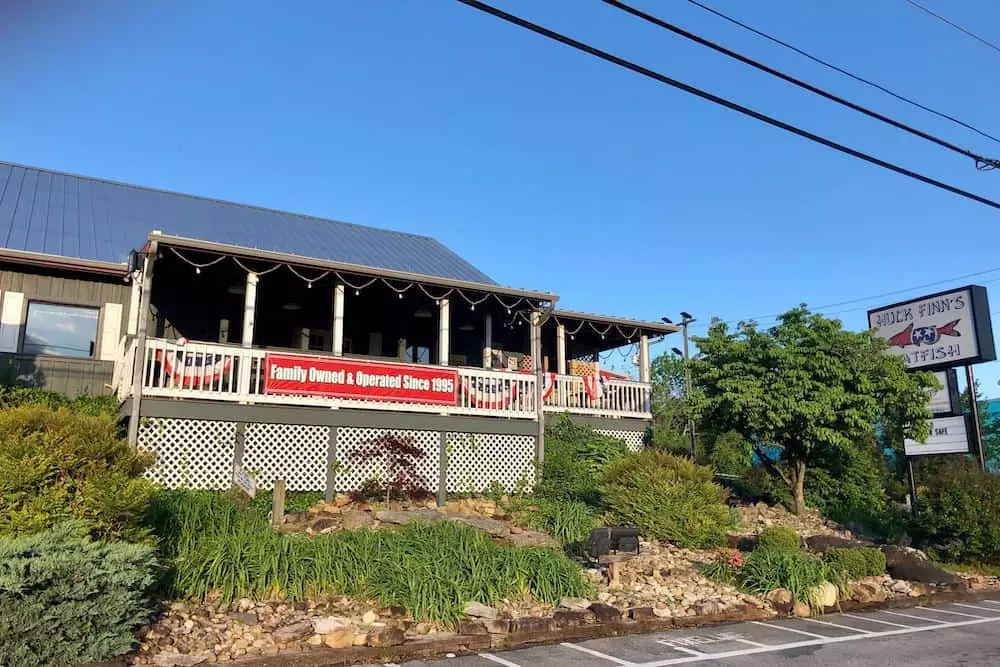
[22,302,99,357]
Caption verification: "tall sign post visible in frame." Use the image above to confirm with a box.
[868,285,996,513]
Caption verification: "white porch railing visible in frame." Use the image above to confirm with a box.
[120,338,652,420]
[543,374,651,419]
[133,338,539,419]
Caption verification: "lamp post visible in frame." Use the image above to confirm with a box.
[664,312,697,459]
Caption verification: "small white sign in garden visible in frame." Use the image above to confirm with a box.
[233,464,257,498]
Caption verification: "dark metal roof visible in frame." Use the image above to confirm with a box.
[0,161,496,284]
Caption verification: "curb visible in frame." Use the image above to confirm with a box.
[225,588,1000,666]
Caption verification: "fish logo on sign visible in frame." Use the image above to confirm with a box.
[887,319,961,348]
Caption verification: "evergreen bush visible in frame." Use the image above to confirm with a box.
[537,416,629,505]
[755,526,801,553]
[915,458,1000,564]
[0,522,156,667]
[0,405,156,542]
[822,547,886,579]
[600,450,729,548]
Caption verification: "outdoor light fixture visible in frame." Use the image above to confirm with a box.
[661,317,673,324]
[680,311,693,320]
[459,322,475,332]
[672,347,683,357]
[282,302,301,311]
[585,527,640,559]
[226,285,245,295]
[414,308,432,319]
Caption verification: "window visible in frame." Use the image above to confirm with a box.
[22,302,99,358]
[406,345,430,364]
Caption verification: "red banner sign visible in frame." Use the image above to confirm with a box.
[263,353,458,405]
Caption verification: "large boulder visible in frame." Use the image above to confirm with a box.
[882,546,963,585]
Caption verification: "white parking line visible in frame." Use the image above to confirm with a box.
[750,621,827,639]
[954,603,1000,613]
[882,610,948,624]
[656,642,704,656]
[979,599,1000,606]
[732,637,769,647]
[631,614,1000,666]
[480,653,522,667]
[841,613,912,628]
[560,642,636,664]
[918,606,986,619]
[801,617,874,634]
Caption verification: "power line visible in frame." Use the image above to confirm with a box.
[683,0,1000,147]
[700,267,1000,329]
[602,0,1000,170]
[455,0,1000,210]
[903,0,1000,54]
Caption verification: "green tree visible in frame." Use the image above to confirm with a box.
[961,379,1000,470]
[648,352,692,453]
[690,306,936,515]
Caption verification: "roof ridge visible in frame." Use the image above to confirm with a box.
[0,159,438,243]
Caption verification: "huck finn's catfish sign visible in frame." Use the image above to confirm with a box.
[867,285,996,371]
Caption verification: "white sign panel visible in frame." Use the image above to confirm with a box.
[233,464,257,498]
[927,370,954,415]
[868,287,981,370]
[904,416,970,456]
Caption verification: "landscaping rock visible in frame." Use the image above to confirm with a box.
[809,581,838,608]
[457,619,488,635]
[342,510,376,531]
[334,493,352,507]
[508,531,560,548]
[446,514,510,538]
[324,629,355,649]
[152,654,207,667]
[374,509,443,525]
[805,535,869,553]
[890,580,912,595]
[272,621,314,643]
[475,618,507,634]
[361,610,379,625]
[558,597,592,611]
[850,580,887,604]
[313,616,351,634]
[554,610,595,628]
[463,602,499,620]
[793,601,811,617]
[695,600,723,616]
[765,588,794,614]
[510,616,556,633]
[228,611,258,626]
[309,517,338,533]
[882,547,962,585]
[588,603,623,623]
[368,626,406,647]
[628,607,656,621]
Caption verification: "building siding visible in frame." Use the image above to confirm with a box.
[0,263,131,396]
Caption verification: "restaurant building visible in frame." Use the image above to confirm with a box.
[0,161,678,497]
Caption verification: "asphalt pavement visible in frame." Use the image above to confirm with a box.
[378,598,1000,667]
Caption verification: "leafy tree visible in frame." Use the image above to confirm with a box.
[961,379,1000,471]
[648,352,693,453]
[689,306,935,515]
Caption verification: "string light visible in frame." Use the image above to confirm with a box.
[195,267,200,274]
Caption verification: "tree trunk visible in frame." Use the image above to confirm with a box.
[792,461,807,516]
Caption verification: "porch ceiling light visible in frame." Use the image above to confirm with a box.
[414,308,433,319]
[282,302,301,311]
[227,284,245,295]
[459,322,475,331]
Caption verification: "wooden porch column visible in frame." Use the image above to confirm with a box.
[530,311,541,368]
[438,298,450,366]
[242,272,259,348]
[639,334,651,383]
[556,323,567,376]
[483,313,493,369]
[332,283,345,356]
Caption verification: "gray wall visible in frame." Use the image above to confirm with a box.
[0,263,131,396]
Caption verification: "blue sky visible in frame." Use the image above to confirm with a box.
[2,1,1000,391]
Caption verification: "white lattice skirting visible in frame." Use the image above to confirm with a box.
[595,428,646,452]
[138,418,537,494]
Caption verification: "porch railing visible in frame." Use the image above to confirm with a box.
[543,374,651,419]
[118,338,652,420]
[133,338,539,419]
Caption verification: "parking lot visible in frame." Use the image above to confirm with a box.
[384,598,1000,666]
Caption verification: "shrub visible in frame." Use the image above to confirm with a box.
[345,434,431,502]
[756,526,801,553]
[0,522,156,666]
[537,416,629,505]
[822,547,886,579]
[805,439,889,524]
[734,548,845,607]
[0,386,118,416]
[915,458,1000,564]
[600,450,729,548]
[0,405,156,542]
[146,490,592,626]
[523,499,599,549]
